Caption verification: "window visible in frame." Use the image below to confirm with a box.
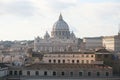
[97,72,100,77]
[86,60,89,64]
[53,60,56,63]
[91,60,94,63]
[70,72,73,76]
[88,72,91,76]
[67,59,70,63]
[63,60,65,63]
[77,60,79,63]
[9,71,13,75]
[35,71,39,76]
[19,71,22,75]
[27,71,30,76]
[58,60,60,63]
[14,71,17,75]
[53,71,56,76]
[72,60,74,63]
[86,55,89,57]
[82,60,84,64]
[49,60,51,63]
[106,72,109,76]
[79,72,82,76]
[61,72,65,76]
[44,71,47,76]
[91,55,94,57]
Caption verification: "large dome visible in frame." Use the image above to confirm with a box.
[52,14,69,31]
[51,14,71,39]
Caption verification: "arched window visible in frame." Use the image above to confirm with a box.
[77,60,79,63]
[27,71,30,76]
[67,59,70,63]
[91,60,94,63]
[14,71,18,75]
[72,60,74,63]
[61,72,65,76]
[44,71,47,76]
[35,71,39,76]
[70,72,73,76]
[53,59,56,63]
[79,72,82,76]
[53,71,56,76]
[58,60,60,63]
[91,55,94,57]
[9,71,13,75]
[86,60,89,64]
[88,72,91,76]
[97,72,100,77]
[19,71,22,76]
[49,60,51,63]
[63,60,65,63]
[106,72,109,76]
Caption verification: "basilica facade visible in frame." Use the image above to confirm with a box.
[34,14,79,52]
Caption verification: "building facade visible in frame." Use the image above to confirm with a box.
[9,64,112,78]
[42,52,103,64]
[83,37,103,50]
[103,33,120,52]
[0,63,8,77]
[34,14,80,52]
[83,32,120,52]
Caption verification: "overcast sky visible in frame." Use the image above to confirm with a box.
[0,0,120,40]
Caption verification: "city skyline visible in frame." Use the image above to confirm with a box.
[0,0,120,40]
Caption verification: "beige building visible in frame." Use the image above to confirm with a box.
[103,33,120,52]
[42,52,103,64]
[83,32,120,52]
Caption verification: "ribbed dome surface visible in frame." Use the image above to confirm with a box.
[53,14,69,31]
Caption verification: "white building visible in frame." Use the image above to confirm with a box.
[103,33,120,52]
[83,31,120,52]
[34,14,80,52]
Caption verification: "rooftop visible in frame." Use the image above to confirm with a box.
[23,63,112,70]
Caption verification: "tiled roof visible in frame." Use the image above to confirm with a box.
[24,63,112,70]
[96,49,111,53]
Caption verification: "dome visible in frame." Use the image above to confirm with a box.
[52,14,69,31]
[51,14,71,39]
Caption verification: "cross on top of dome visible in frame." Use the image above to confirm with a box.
[59,13,63,21]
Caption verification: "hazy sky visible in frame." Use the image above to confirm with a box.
[0,0,120,40]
